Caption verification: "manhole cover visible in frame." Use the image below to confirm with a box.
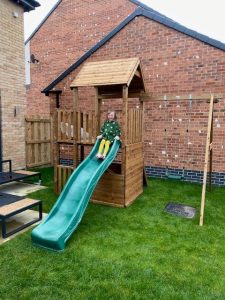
[165,202,196,219]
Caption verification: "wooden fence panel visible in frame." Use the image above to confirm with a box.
[25,116,53,168]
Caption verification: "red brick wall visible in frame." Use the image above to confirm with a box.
[51,16,225,173]
[26,0,137,115]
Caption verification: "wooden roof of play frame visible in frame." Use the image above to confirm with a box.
[70,58,145,92]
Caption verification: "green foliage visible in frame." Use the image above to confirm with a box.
[0,171,225,299]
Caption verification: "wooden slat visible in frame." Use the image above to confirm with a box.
[63,167,67,187]
[62,110,66,141]
[29,120,34,165]
[88,112,92,143]
[83,112,87,143]
[26,139,51,144]
[34,122,39,164]
[28,161,51,168]
[140,110,143,142]
[95,87,100,135]
[25,120,30,166]
[138,110,140,142]
[40,119,45,164]
[0,198,40,216]
[62,110,65,140]
[91,200,124,208]
[135,109,138,142]
[129,109,133,143]
[14,170,40,175]
[77,111,81,142]
[58,166,62,193]
[142,93,224,102]
[50,117,54,165]
[25,118,51,122]
[58,110,62,140]
[67,110,72,140]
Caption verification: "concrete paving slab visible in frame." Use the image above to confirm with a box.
[0,210,47,245]
[0,181,46,196]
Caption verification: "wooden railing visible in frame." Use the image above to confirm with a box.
[127,109,143,144]
[76,110,97,144]
[55,110,74,142]
[25,116,53,168]
[55,165,74,194]
[55,109,96,144]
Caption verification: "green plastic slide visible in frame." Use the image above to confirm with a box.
[31,139,120,251]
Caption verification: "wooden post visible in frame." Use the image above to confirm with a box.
[72,88,78,168]
[72,87,78,111]
[199,94,214,226]
[53,110,60,194]
[122,85,128,144]
[208,110,214,192]
[80,144,84,162]
[121,85,128,177]
[139,95,146,186]
[50,116,54,166]
[94,87,101,136]
[138,94,144,144]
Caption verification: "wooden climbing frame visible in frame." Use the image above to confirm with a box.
[54,58,147,206]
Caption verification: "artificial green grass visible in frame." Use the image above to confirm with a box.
[0,168,225,300]
[25,167,56,212]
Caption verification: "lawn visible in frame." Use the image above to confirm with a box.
[0,167,224,300]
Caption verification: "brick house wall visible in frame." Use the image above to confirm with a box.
[26,0,137,115]
[0,0,26,169]
[49,16,225,183]
[26,2,225,184]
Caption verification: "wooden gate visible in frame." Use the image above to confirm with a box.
[25,116,53,168]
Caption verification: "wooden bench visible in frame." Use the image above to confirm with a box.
[0,198,42,238]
